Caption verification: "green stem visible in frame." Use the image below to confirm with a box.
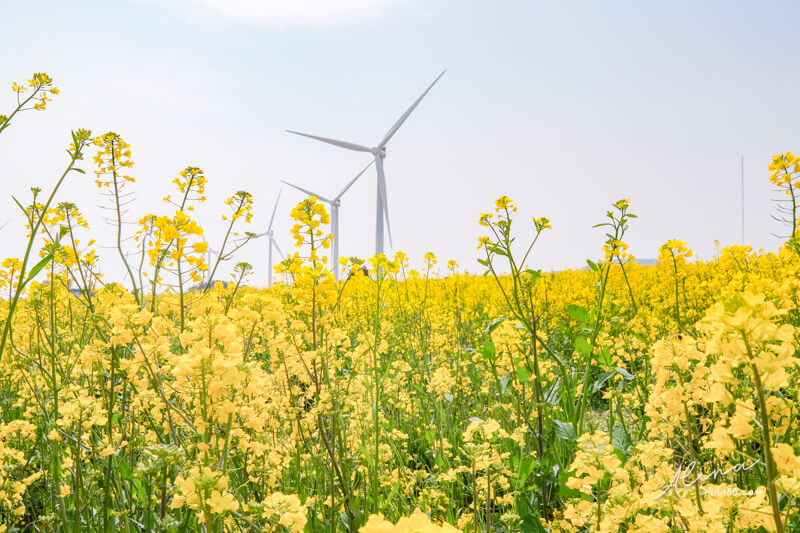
[576,264,611,435]
[743,333,784,533]
[617,257,637,315]
[109,140,140,305]
[0,84,44,134]
[372,272,382,512]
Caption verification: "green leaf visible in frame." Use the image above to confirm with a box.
[516,364,532,383]
[553,419,576,442]
[598,345,613,367]
[586,259,599,271]
[519,515,546,533]
[487,245,507,257]
[484,315,509,335]
[25,252,54,285]
[479,341,496,361]
[518,456,536,485]
[567,304,590,324]
[611,425,631,454]
[339,512,352,532]
[133,479,147,504]
[386,482,402,504]
[575,337,591,355]
[524,269,542,284]
[11,195,25,213]
[500,374,510,393]
[544,379,561,405]
[357,441,372,468]
[593,371,614,393]
[614,367,635,380]
[117,458,133,481]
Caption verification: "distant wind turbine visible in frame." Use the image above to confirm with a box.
[205,246,220,283]
[282,160,374,280]
[254,190,285,287]
[287,69,446,256]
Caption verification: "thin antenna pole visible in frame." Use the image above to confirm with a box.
[741,156,745,245]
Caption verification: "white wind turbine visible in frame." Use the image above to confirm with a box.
[204,246,220,283]
[282,161,374,280]
[287,70,446,256]
[254,191,285,287]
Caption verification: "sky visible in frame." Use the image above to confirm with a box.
[1,0,799,286]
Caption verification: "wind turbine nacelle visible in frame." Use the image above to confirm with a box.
[371,146,387,158]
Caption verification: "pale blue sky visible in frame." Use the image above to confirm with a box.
[1,0,798,284]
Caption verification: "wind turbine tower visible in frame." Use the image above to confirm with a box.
[256,191,285,287]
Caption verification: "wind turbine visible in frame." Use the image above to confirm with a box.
[287,70,446,256]
[282,161,374,280]
[205,247,220,283]
[254,190,285,287]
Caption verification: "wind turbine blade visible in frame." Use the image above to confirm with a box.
[268,189,283,233]
[286,130,371,153]
[378,173,393,248]
[272,238,285,260]
[281,180,331,203]
[0,221,9,231]
[268,189,282,232]
[378,69,446,148]
[336,160,374,200]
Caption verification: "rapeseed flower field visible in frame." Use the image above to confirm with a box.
[1,73,798,533]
